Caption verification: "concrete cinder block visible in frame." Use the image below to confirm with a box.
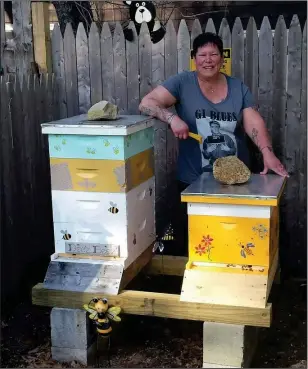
[50,308,96,364]
[51,341,96,366]
[51,308,95,349]
[203,322,259,368]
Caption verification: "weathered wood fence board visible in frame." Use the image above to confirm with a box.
[244,17,259,102]
[89,23,103,106]
[272,15,287,160]
[51,24,67,119]
[258,16,273,134]
[231,17,244,80]
[1,16,307,307]
[76,23,91,114]
[63,23,78,116]
[126,22,139,115]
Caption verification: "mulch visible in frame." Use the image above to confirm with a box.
[1,276,306,368]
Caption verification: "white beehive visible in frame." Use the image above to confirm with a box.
[41,114,156,294]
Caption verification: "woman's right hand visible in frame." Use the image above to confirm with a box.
[170,116,189,139]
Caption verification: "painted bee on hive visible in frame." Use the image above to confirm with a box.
[240,242,255,258]
[61,229,71,240]
[152,222,175,253]
[160,223,174,241]
[108,202,119,214]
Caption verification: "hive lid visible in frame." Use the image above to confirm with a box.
[181,172,287,206]
[41,114,154,136]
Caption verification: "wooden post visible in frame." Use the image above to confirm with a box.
[0,1,5,76]
[12,0,34,83]
[31,1,52,74]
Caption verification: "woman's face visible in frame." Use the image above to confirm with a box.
[194,43,223,79]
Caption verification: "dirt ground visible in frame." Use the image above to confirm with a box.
[1,275,307,368]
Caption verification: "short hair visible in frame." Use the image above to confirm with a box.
[209,120,220,127]
[191,33,224,57]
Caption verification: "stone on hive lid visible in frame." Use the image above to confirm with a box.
[87,100,119,121]
[213,156,251,185]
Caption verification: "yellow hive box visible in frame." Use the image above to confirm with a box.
[180,172,286,308]
[49,148,154,193]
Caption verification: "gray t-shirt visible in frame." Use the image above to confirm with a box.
[162,71,256,184]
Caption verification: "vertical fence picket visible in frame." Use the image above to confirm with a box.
[299,21,307,265]
[126,22,139,114]
[63,23,78,117]
[191,18,202,44]
[76,23,91,114]
[245,17,259,101]
[113,22,127,113]
[139,22,152,99]
[258,16,273,134]
[51,23,67,118]
[231,17,244,80]
[177,20,190,73]
[204,18,216,33]
[272,16,287,160]
[284,15,303,257]
[101,22,114,104]
[89,23,103,106]
[219,18,231,49]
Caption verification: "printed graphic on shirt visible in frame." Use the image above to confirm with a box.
[195,109,238,171]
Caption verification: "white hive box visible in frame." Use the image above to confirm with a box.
[41,114,156,294]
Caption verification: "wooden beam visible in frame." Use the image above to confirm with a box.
[145,255,187,276]
[32,283,272,327]
[31,2,52,74]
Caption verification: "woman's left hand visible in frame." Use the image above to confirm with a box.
[261,149,289,177]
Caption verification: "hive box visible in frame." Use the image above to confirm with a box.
[41,114,156,294]
[180,172,286,308]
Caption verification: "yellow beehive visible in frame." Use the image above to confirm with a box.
[180,172,286,308]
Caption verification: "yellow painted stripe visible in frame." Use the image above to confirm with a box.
[181,195,278,206]
[185,261,269,276]
[50,148,154,193]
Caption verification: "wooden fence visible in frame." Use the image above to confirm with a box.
[49,14,308,277]
[0,15,307,306]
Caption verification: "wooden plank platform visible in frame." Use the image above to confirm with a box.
[32,283,271,327]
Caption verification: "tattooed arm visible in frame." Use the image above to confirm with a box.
[139,85,189,139]
[243,107,289,177]
[243,107,273,153]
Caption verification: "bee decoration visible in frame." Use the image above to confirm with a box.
[108,202,119,214]
[61,229,71,240]
[152,222,175,253]
[240,242,255,258]
[83,297,121,367]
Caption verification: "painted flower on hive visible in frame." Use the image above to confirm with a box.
[195,235,214,260]
[202,235,213,246]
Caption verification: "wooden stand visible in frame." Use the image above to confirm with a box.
[32,254,280,367]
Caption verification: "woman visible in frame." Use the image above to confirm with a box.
[139,32,288,255]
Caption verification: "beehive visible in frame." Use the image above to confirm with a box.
[180,172,286,308]
[41,114,156,294]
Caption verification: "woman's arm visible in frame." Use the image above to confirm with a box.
[243,107,289,177]
[243,107,273,153]
[139,85,189,139]
[139,85,177,124]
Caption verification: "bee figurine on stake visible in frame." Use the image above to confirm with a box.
[83,297,121,367]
